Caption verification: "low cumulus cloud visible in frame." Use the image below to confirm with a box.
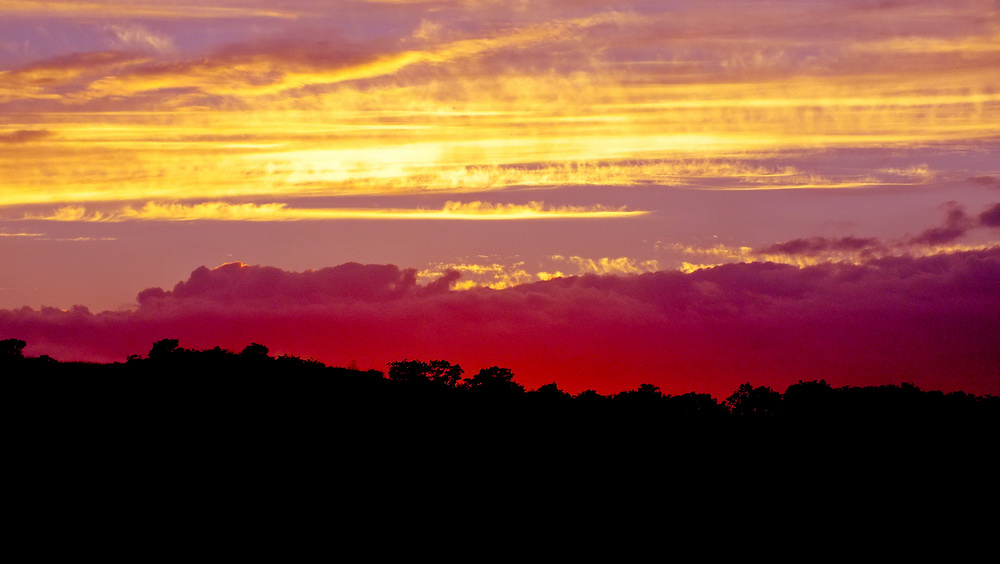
[136,262,456,306]
[3,250,999,398]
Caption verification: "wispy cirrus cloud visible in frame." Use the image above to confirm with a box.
[0,1,298,19]
[22,201,648,222]
[0,231,44,237]
[0,129,51,143]
[968,176,1000,189]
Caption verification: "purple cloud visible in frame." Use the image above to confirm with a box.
[3,249,999,399]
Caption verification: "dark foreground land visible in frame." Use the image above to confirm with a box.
[5,337,997,542]
[5,337,997,428]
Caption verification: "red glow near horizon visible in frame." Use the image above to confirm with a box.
[4,256,999,399]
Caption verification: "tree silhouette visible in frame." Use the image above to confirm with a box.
[783,379,835,417]
[574,389,608,401]
[148,338,181,360]
[530,382,571,401]
[425,360,464,387]
[725,382,782,416]
[3,336,998,428]
[665,392,728,417]
[614,383,665,402]
[463,366,525,395]
[241,343,270,359]
[1,338,27,359]
[387,359,464,387]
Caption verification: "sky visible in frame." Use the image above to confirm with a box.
[1,0,999,398]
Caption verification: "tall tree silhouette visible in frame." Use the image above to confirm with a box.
[147,338,181,360]
[241,343,270,359]
[387,359,464,387]
[725,382,782,416]
[463,366,525,396]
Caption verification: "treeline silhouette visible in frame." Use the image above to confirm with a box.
[8,336,999,506]
[4,337,997,423]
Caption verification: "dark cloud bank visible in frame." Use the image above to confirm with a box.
[3,250,999,399]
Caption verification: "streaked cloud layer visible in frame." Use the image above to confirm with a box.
[2,0,997,209]
[22,200,645,221]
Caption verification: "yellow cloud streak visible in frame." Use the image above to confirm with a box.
[0,1,297,19]
[0,134,968,209]
[65,11,635,101]
[22,201,648,222]
[851,31,1000,55]
[0,231,44,237]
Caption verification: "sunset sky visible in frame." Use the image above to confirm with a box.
[2,0,999,397]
